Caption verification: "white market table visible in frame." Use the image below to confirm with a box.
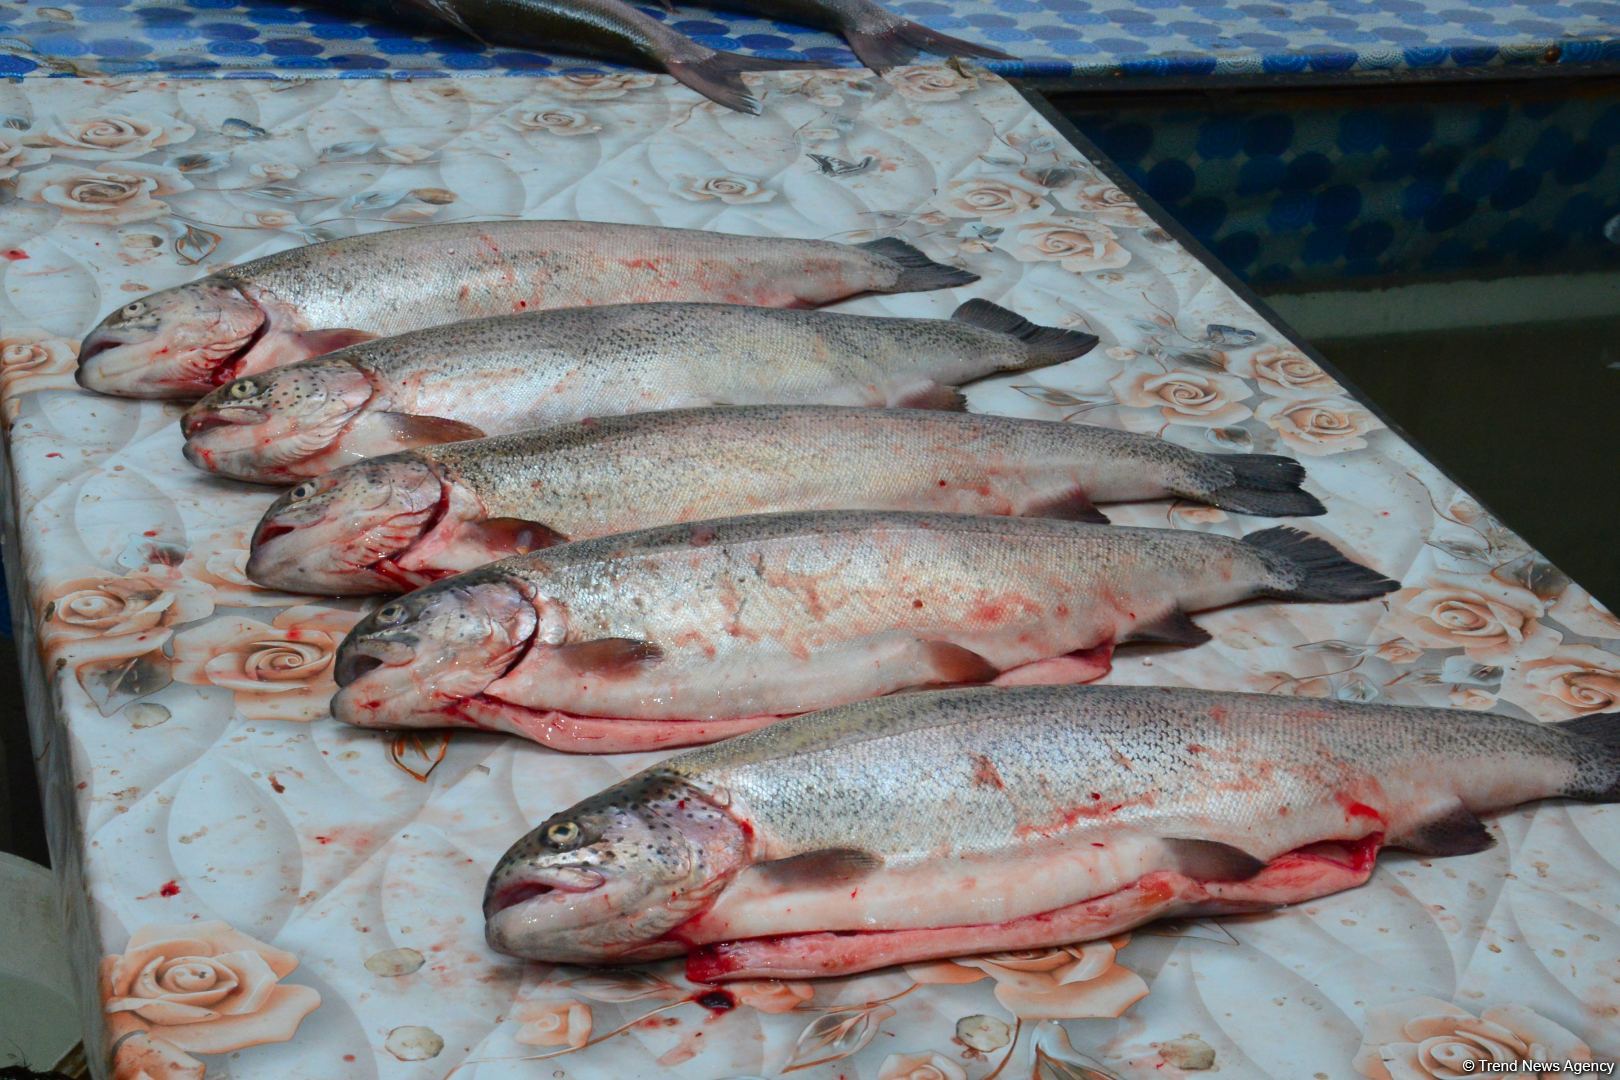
[1,66,1616,1080]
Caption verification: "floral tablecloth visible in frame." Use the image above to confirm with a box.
[1,67,1616,1080]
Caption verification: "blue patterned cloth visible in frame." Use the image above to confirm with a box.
[2,0,1619,82]
[1072,92,1620,286]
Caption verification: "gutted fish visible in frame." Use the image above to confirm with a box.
[483,683,1620,977]
[248,405,1325,595]
[78,222,975,399]
[695,0,1013,70]
[179,300,1094,484]
[330,513,1395,752]
[394,0,818,112]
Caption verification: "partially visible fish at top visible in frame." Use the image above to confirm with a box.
[388,0,818,112]
[76,221,976,399]
[696,0,1014,71]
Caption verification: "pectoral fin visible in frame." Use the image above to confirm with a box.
[1024,489,1110,524]
[471,517,565,556]
[1165,838,1268,882]
[551,638,664,678]
[1389,803,1495,856]
[921,641,1000,685]
[292,327,377,357]
[1126,608,1212,646]
[381,412,486,448]
[896,384,968,411]
[755,848,884,887]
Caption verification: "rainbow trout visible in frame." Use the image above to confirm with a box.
[248,405,1324,594]
[330,514,1395,752]
[482,684,1620,978]
[78,222,974,399]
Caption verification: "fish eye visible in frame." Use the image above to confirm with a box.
[227,380,258,400]
[375,602,407,626]
[122,301,144,316]
[288,482,316,501]
[544,821,581,849]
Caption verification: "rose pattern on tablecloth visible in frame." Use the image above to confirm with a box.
[1351,997,1596,1079]
[908,937,1149,1021]
[1,69,1614,1079]
[169,604,364,722]
[101,921,319,1067]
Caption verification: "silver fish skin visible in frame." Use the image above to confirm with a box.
[247,405,1324,595]
[695,0,1014,70]
[179,300,1093,484]
[482,683,1620,977]
[77,222,975,399]
[329,513,1394,752]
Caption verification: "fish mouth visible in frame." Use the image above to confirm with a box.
[485,868,607,917]
[181,406,269,438]
[254,522,296,546]
[333,636,418,686]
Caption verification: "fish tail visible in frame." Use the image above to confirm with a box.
[1244,526,1399,602]
[1555,712,1620,801]
[860,238,979,292]
[1200,454,1327,517]
[950,299,1099,366]
[664,51,807,114]
[846,18,1016,71]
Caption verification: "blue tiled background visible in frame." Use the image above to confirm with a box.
[2,0,1619,82]
[1069,89,1620,286]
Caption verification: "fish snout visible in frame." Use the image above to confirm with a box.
[333,633,417,687]
[180,404,268,439]
[483,865,607,918]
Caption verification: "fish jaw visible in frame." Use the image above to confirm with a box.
[77,279,269,399]
[485,777,751,964]
[179,360,376,483]
[684,835,1383,982]
[246,455,459,595]
[330,574,541,729]
[446,694,787,752]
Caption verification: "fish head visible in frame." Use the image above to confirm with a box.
[330,573,541,727]
[77,278,266,398]
[484,773,751,963]
[179,359,375,481]
[247,455,449,594]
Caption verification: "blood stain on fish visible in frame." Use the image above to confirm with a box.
[970,753,1005,790]
[3,249,27,260]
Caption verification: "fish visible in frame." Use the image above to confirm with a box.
[695,0,1014,71]
[393,0,817,113]
[330,514,1396,752]
[178,299,1093,484]
[247,405,1326,595]
[77,222,976,399]
[481,683,1620,977]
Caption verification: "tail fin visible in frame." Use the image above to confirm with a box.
[666,51,821,114]
[1556,712,1620,802]
[951,299,1100,365]
[1245,526,1398,602]
[860,238,979,292]
[1202,454,1327,517]
[847,18,1016,71]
